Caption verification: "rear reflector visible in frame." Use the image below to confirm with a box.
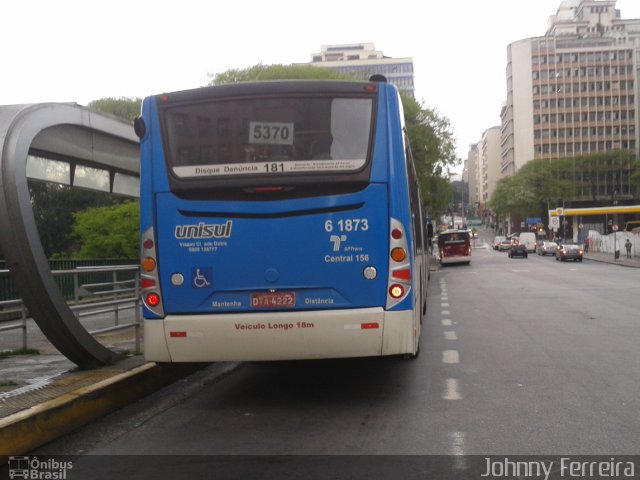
[170,331,187,338]
[392,268,411,281]
[361,323,379,329]
[344,322,381,330]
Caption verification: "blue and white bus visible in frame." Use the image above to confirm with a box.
[136,78,429,362]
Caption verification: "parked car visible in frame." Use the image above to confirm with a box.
[537,241,558,256]
[493,236,507,250]
[508,242,528,258]
[555,243,583,262]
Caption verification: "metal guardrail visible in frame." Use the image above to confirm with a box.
[0,297,28,350]
[0,265,141,354]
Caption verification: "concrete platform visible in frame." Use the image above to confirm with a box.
[0,353,202,461]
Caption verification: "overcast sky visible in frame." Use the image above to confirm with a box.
[2,0,640,170]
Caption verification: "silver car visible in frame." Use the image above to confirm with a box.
[537,241,557,256]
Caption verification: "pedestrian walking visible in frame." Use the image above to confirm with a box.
[624,239,632,258]
[584,237,589,253]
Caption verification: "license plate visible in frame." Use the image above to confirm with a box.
[251,291,296,308]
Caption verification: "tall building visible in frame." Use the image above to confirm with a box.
[481,127,502,205]
[309,43,415,97]
[466,127,501,224]
[467,143,480,213]
[501,0,640,177]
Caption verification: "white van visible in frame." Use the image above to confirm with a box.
[518,232,537,253]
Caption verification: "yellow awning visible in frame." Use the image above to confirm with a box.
[549,205,640,217]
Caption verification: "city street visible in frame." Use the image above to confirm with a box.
[30,229,640,472]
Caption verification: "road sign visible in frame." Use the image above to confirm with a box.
[550,216,560,230]
[612,225,618,231]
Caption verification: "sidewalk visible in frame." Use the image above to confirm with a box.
[583,250,640,268]
[0,318,207,459]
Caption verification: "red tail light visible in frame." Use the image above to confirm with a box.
[146,293,161,307]
[387,218,412,308]
[141,226,164,317]
[389,284,405,299]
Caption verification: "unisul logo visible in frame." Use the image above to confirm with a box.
[8,456,73,479]
[174,221,233,239]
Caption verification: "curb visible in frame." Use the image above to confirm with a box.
[0,362,203,461]
[583,256,640,268]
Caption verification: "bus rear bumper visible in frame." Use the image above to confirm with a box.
[440,256,471,264]
[144,308,415,362]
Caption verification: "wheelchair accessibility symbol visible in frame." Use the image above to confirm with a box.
[192,268,212,288]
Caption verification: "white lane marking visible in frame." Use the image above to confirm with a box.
[441,296,448,301]
[444,331,458,340]
[441,302,450,308]
[441,310,450,315]
[442,319,452,326]
[449,431,468,470]
[443,378,462,400]
[443,350,460,364]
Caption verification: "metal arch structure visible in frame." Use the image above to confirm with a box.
[0,103,139,368]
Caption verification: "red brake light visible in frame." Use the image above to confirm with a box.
[391,228,403,240]
[143,238,154,250]
[146,293,160,307]
[252,186,285,193]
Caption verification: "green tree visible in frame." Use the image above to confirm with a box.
[72,202,139,259]
[490,159,574,219]
[208,63,353,84]
[401,95,458,216]
[489,151,639,222]
[632,158,640,188]
[208,63,459,217]
[87,97,142,123]
[28,182,115,257]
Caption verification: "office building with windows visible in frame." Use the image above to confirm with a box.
[501,0,640,177]
[309,43,415,97]
[498,0,640,235]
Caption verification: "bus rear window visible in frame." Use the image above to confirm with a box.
[160,96,373,180]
